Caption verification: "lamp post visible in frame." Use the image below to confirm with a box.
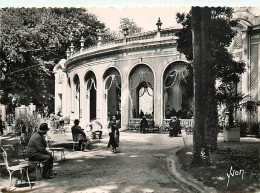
[122,25,129,46]
[156,17,162,31]
[80,36,85,53]
[156,17,163,39]
[122,25,129,37]
[96,28,102,46]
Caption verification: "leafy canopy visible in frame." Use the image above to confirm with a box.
[0,7,109,113]
[176,7,246,103]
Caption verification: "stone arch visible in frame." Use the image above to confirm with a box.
[84,70,97,121]
[71,74,80,119]
[162,61,192,119]
[129,64,154,118]
[103,67,122,122]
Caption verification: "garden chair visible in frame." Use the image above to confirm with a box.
[2,145,42,181]
[72,133,89,151]
[46,135,65,161]
[1,147,32,189]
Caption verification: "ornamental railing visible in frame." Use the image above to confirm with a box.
[69,28,179,59]
[128,118,194,130]
[162,119,194,128]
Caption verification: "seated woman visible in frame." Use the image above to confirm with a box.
[169,116,181,137]
[140,116,148,133]
[89,119,103,139]
[71,119,90,151]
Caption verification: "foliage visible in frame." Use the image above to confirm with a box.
[240,121,259,137]
[0,8,110,114]
[14,114,40,145]
[242,100,257,112]
[119,17,143,36]
[176,7,246,128]
[182,63,194,98]
[239,121,249,137]
[250,124,259,137]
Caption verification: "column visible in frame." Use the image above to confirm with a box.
[81,80,88,126]
[96,74,103,121]
[153,71,163,126]
[70,75,76,122]
[121,69,129,130]
[257,43,260,127]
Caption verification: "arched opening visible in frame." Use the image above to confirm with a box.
[163,61,193,119]
[85,71,97,121]
[73,74,80,119]
[103,68,121,123]
[129,64,154,118]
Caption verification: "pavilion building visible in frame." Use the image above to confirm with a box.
[54,10,260,130]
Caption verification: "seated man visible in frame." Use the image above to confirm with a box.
[27,123,54,179]
[71,119,90,150]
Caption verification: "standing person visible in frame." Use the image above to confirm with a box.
[140,116,148,133]
[71,119,90,151]
[165,109,171,119]
[107,116,119,153]
[139,110,144,118]
[27,123,54,179]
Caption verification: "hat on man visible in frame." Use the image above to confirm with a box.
[38,123,49,133]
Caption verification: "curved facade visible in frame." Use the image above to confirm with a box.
[54,28,190,129]
[54,10,260,129]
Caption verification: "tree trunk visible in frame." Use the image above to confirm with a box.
[201,7,218,153]
[192,7,205,163]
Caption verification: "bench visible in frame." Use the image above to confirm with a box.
[128,119,141,131]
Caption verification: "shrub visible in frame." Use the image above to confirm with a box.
[14,114,40,145]
[240,121,249,137]
[250,124,259,137]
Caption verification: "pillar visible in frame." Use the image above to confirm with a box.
[121,68,129,130]
[154,72,162,126]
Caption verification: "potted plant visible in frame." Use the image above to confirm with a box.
[217,83,243,142]
[223,119,240,142]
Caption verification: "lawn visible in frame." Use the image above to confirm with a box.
[177,138,259,192]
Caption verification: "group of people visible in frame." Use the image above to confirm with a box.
[26,114,120,179]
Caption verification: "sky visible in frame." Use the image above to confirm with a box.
[1,0,260,32]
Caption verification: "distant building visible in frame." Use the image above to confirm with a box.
[54,10,260,129]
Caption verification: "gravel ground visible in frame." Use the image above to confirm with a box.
[0,131,192,193]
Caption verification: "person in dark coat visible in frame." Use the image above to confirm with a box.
[71,119,90,150]
[139,110,144,118]
[169,116,181,137]
[27,123,54,179]
[0,116,3,135]
[140,116,148,133]
[107,116,119,153]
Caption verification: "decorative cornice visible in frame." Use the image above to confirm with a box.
[64,28,179,70]
[65,37,177,70]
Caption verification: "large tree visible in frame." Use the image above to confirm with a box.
[176,7,246,158]
[0,7,110,114]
